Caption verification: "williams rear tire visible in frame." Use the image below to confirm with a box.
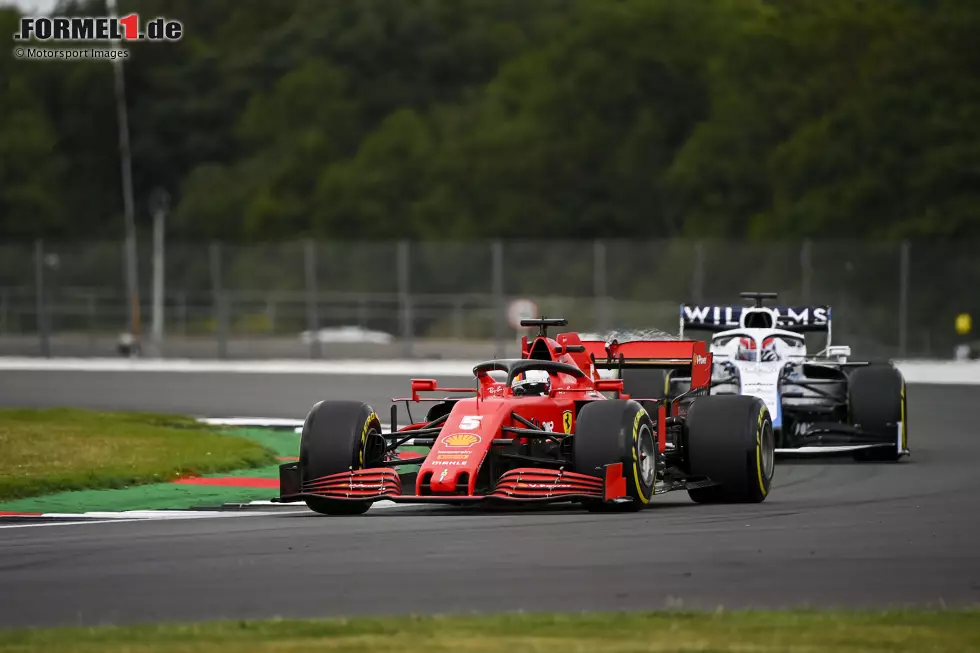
[685,395,774,504]
[299,400,384,515]
[573,399,657,512]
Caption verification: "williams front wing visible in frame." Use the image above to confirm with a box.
[775,421,909,458]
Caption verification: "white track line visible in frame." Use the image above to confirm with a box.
[0,357,477,376]
[0,511,286,529]
[0,502,408,529]
[0,519,149,530]
[1,509,288,521]
[198,417,305,428]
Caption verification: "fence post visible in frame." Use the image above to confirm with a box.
[34,239,50,357]
[801,239,812,304]
[304,239,321,359]
[0,288,7,334]
[87,294,97,353]
[492,240,505,358]
[691,240,705,303]
[150,204,166,354]
[594,240,609,332]
[899,240,910,358]
[177,291,187,336]
[397,240,413,358]
[210,241,227,359]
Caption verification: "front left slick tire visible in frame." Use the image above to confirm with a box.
[848,364,907,462]
[299,400,384,515]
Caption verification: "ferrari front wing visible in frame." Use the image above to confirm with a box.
[274,462,635,506]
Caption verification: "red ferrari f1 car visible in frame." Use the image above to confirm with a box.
[275,318,775,514]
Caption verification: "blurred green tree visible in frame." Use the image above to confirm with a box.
[2,0,978,242]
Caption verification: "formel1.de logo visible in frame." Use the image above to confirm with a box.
[13,14,183,42]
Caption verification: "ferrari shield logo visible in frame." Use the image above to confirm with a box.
[562,410,573,434]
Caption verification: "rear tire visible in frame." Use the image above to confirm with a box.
[299,400,384,515]
[573,400,657,512]
[685,395,774,503]
[848,364,907,462]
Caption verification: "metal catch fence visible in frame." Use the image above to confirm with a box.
[0,239,974,360]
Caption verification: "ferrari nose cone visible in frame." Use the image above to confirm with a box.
[429,465,466,493]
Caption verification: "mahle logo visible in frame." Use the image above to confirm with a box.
[14,14,183,42]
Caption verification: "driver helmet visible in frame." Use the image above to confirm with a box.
[511,369,551,396]
[760,336,778,362]
[736,337,757,361]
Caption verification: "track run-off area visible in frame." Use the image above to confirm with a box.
[0,360,978,627]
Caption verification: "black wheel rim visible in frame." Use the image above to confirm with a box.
[637,423,656,488]
[364,427,386,467]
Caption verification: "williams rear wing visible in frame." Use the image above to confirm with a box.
[679,292,833,346]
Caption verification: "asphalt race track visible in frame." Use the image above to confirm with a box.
[1,372,980,628]
[0,369,409,419]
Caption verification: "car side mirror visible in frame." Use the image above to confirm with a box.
[410,378,437,401]
[825,346,851,362]
[595,379,624,396]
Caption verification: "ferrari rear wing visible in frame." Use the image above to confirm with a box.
[577,337,713,396]
[579,339,709,369]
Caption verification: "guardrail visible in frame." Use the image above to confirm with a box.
[0,356,977,385]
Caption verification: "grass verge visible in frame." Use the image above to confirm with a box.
[1,610,980,652]
[0,408,277,501]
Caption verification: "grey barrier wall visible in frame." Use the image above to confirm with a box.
[0,239,975,360]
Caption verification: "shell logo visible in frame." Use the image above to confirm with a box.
[442,433,481,447]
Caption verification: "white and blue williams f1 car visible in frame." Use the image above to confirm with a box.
[621,292,909,462]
